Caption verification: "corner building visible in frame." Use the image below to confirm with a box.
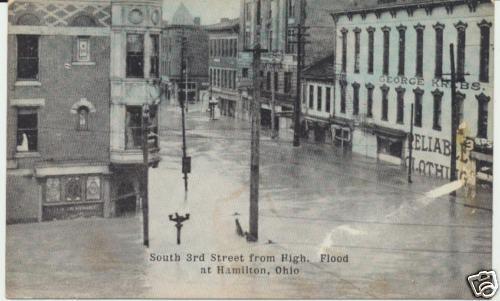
[331,0,494,181]
[7,0,162,223]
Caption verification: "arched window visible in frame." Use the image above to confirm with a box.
[16,13,41,26]
[77,106,89,131]
[70,15,97,27]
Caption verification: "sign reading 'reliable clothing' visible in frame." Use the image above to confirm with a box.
[379,76,482,91]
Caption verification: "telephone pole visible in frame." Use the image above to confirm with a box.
[179,30,190,192]
[449,43,458,197]
[247,0,265,242]
[141,104,150,247]
[408,104,414,184]
[291,0,308,147]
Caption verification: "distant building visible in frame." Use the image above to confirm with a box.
[205,18,241,118]
[7,0,163,223]
[160,4,208,105]
[301,54,337,144]
[331,0,494,181]
[239,0,340,136]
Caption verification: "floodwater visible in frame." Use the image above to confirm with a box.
[6,104,492,299]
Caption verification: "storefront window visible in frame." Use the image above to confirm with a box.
[46,178,61,203]
[65,177,82,202]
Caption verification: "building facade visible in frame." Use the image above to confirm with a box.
[331,0,494,181]
[239,0,340,135]
[160,4,208,106]
[206,18,241,118]
[7,0,162,223]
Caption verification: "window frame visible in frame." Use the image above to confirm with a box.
[432,89,443,131]
[17,35,40,81]
[16,107,39,153]
[126,33,145,78]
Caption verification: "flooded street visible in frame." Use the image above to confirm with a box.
[6,104,492,299]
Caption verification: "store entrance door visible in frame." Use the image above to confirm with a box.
[115,181,137,217]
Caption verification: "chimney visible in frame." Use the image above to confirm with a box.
[194,17,201,26]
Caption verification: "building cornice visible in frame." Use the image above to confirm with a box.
[330,0,491,22]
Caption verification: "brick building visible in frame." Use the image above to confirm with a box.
[7,0,162,223]
[330,0,494,181]
[160,4,208,105]
[206,18,241,118]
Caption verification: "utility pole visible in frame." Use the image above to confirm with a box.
[247,0,264,242]
[185,56,189,113]
[292,0,308,147]
[179,30,190,192]
[269,52,281,139]
[141,104,150,247]
[408,104,414,184]
[449,43,458,197]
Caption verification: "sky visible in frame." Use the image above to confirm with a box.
[163,0,240,25]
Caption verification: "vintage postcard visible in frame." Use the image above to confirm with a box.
[3,0,497,299]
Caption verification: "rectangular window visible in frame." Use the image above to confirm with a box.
[284,72,292,93]
[396,91,404,124]
[245,3,252,21]
[433,92,442,131]
[274,71,279,91]
[269,30,273,51]
[434,26,443,78]
[245,31,251,49]
[242,68,249,78]
[326,87,331,113]
[317,86,322,111]
[477,99,488,138]
[126,34,144,78]
[381,89,389,121]
[257,0,261,25]
[416,27,424,77]
[16,108,38,152]
[368,30,374,74]
[367,87,374,118]
[398,29,405,76]
[341,30,347,73]
[17,35,39,80]
[266,71,271,91]
[353,84,359,115]
[457,27,466,81]
[286,28,296,54]
[340,84,346,114]
[309,85,314,109]
[76,36,90,62]
[150,34,160,78]
[287,0,295,18]
[354,30,360,74]
[383,30,390,75]
[479,25,491,82]
[125,106,143,149]
[414,92,423,127]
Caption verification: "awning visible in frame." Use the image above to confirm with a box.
[373,124,407,140]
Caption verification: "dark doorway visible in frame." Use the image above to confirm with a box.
[116,181,137,217]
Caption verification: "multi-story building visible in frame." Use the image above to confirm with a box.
[160,4,208,105]
[239,0,341,135]
[206,18,241,118]
[301,54,336,143]
[7,0,162,223]
[330,0,494,181]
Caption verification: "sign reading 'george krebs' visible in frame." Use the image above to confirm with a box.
[379,76,482,90]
